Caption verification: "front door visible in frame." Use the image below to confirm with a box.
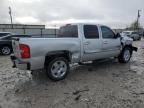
[100,26,121,58]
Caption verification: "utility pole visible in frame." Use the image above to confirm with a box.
[9,7,13,28]
[136,10,141,30]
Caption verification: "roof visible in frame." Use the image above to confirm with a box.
[63,23,105,26]
[122,31,135,33]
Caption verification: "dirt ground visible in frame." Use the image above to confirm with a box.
[0,40,144,108]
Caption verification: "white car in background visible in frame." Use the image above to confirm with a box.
[121,31,141,41]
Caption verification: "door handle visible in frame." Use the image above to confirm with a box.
[84,42,90,45]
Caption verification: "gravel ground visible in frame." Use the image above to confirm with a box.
[0,40,144,108]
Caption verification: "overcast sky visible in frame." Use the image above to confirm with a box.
[0,0,144,28]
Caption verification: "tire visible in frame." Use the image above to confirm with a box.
[46,57,70,81]
[1,46,12,55]
[118,47,132,63]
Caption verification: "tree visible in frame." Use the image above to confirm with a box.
[127,20,142,30]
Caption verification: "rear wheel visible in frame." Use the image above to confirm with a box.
[46,57,70,81]
[1,46,12,55]
[118,47,132,63]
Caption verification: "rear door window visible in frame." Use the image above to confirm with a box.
[84,25,99,39]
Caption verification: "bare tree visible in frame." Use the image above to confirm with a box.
[126,20,142,30]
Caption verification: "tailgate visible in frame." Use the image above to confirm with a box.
[12,39,20,58]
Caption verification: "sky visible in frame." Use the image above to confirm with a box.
[0,0,144,28]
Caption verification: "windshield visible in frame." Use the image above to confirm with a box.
[0,33,10,37]
[0,35,11,39]
[58,25,78,38]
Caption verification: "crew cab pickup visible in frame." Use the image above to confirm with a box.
[11,23,137,81]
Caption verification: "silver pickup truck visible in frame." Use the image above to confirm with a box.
[11,23,137,81]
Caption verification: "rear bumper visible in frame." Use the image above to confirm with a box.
[10,54,30,70]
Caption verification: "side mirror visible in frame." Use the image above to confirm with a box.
[114,33,121,38]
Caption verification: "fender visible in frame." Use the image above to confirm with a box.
[45,50,72,62]
[123,45,138,52]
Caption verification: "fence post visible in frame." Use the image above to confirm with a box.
[41,28,42,37]
[23,28,26,34]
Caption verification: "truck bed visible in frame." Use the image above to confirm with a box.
[12,37,81,70]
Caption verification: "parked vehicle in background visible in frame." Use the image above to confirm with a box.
[121,31,141,41]
[0,34,31,55]
[0,32,12,37]
[11,23,137,81]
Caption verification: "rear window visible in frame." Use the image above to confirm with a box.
[58,25,78,38]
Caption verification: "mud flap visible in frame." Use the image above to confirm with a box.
[132,46,138,52]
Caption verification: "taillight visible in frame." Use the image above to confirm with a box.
[19,44,30,58]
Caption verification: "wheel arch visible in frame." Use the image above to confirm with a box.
[123,44,137,52]
[118,45,133,63]
[44,50,72,68]
[123,45,133,50]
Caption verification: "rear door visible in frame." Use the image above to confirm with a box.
[82,25,103,61]
[100,26,121,57]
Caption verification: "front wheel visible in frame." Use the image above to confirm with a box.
[46,57,70,81]
[118,47,132,63]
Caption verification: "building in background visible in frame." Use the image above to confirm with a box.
[0,24,58,37]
